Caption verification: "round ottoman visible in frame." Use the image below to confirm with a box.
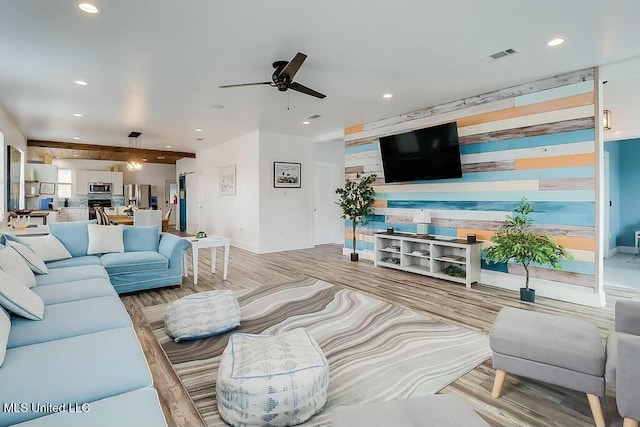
[216,328,329,427]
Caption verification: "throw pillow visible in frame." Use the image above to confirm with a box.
[0,269,45,320]
[0,246,36,288]
[87,224,124,255]
[0,306,9,367]
[96,208,111,226]
[6,240,48,275]
[164,290,241,342]
[123,225,160,252]
[6,234,72,262]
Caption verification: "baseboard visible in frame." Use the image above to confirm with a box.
[606,247,619,258]
[618,246,637,254]
[231,240,259,254]
[481,270,606,308]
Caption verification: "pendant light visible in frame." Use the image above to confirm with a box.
[127,131,143,171]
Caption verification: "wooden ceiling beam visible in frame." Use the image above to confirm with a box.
[27,139,196,159]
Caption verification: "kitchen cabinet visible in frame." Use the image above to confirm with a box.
[74,170,88,195]
[87,171,111,183]
[111,172,123,195]
[61,208,89,222]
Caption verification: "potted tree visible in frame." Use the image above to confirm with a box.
[485,197,572,303]
[336,173,377,261]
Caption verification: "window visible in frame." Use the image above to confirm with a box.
[58,168,72,198]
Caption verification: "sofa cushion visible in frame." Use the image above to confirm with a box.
[45,255,102,269]
[102,251,169,275]
[6,233,72,262]
[6,240,48,274]
[7,296,131,348]
[165,290,241,342]
[0,307,9,367]
[12,388,167,427]
[48,220,96,258]
[0,270,44,320]
[33,279,116,305]
[0,328,153,426]
[0,246,36,288]
[35,265,109,287]
[605,331,618,386]
[87,224,124,255]
[124,225,160,252]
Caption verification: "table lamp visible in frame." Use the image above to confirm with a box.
[412,209,431,235]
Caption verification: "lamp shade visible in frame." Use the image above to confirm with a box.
[412,209,431,224]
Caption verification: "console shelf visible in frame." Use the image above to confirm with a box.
[374,232,482,288]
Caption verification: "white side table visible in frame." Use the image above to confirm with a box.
[182,236,231,284]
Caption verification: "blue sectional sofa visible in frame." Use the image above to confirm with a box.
[43,221,189,294]
[0,241,167,426]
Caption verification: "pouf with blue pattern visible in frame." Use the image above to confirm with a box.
[216,328,329,427]
[164,290,241,342]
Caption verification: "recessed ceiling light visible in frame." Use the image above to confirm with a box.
[78,2,99,14]
[382,93,393,99]
[73,154,79,157]
[195,128,202,132]
[302,121,311,125]
[72,136,80,140]
[547,38,565,47]
[165,145,172,148]
[74,80,88,86]
[157,156,165,160]
[73,113,83,117]
[142,158,147,162]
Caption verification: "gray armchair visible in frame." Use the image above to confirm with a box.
[606,300,640,427]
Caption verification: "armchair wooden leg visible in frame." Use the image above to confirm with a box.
[586,394,605,427]
[623,418,639,427]
[491,369,507,398]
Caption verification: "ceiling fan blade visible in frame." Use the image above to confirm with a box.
[219,82,272,88]
[289,82,326,99]
[279,52,307,81]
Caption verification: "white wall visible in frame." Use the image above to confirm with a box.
[51,158,175,200]
[0,106,27,219]
[258,131,314,253]
[193,132,261,252]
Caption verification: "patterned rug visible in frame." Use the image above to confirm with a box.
[141,278,491,426]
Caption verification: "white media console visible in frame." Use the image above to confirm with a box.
[374,232,482,288]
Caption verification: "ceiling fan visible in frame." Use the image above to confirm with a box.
[219,52,326,99]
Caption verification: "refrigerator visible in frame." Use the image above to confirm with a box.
[124,184,151,209]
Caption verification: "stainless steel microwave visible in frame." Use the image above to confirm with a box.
[88,183,112,194]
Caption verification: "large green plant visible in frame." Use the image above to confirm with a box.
[335,173,377,254]
[485,197,572,290]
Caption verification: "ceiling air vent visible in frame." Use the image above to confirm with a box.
[307,114,322,120]
[480,48,519,62]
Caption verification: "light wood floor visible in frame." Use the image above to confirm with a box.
[122,241,638,427]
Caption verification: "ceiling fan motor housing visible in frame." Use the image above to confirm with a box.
[272,61,290,91]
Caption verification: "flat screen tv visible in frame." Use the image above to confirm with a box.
[379,122,462,183]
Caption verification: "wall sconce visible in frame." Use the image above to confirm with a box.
[603,110,612,130]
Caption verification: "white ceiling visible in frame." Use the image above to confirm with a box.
[1,0,640,152]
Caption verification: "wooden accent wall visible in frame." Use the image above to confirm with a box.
[344,68,598,290]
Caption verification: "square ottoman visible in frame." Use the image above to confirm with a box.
[216,328,329,427]
[489,307,606,427]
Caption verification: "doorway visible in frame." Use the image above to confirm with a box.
[164,179,177,226]
[313,163,343,245]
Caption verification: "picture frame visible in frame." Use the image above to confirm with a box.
[219,165,236,196]
[39,181,56,195]
[273,162,301,188]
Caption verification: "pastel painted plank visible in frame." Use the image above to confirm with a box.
[345,149,381,161]
[345,166,364,174]
[374,180,539,194]
[373,200,387,208]
[456,92,594,128]
[459,117,594,146]
[377,190,594,203]
[539,177,595,190]
[345,141,379,154]
[345,124,364,136]
[507,264,595,288]
[515,81,594,107]
[375,207,511,222]
[345,156,381,167]
[530,224,595,238]
[456,228,595,251]
[462,161,515,173]
[461,141,594,164]
[385,200,594,215]
[458,105,595,138]
[515,153,595,170]
[460,128,595,155]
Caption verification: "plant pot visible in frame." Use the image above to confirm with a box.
[520,288,536,303]
[350,253,359,262]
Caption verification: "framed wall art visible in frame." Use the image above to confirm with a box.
[273,162,301,188]
[219,165,236,196]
